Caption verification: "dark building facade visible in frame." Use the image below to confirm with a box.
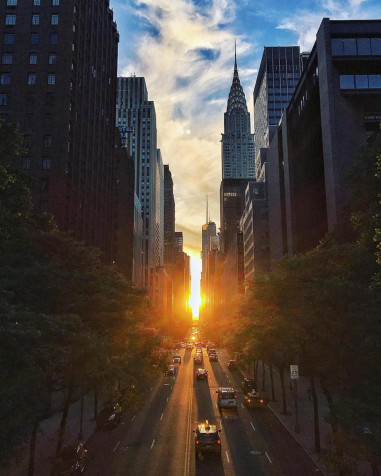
[267,18,381,259]
[164,164,175,267]
[254,46,301,181]
[239,181,270,281]
[220,178,249,254]
[0,0,119,262]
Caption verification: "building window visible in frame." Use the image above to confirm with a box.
[42,158,51,169]
[22,158,31,169]
[32,14,39,25]
[24,113,33,127]
[3,33,14,44]
[23,135,32,147]
[369,74,381,89]
[26,94,35,106]
[52,0,60,5]
[47,73,56,85]
[33,0,41,5]
[40,178,49,192]
[31,33,39,44]
[28,73,36,85]
[50,33,58,44]
[48,54,56,64]
[29,53,37,64]
[0,94,8,106]
[7,0,17,6]
[51,14,59,25]
[357,38,371,56]
[5,14,16,26]
[44,135,52,147]
[371,38,381,55]
[0,73,11,85]
[1,54,13,65]
[45,93,55,106]
[355,75,369,89]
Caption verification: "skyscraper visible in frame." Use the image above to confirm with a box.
[221,46,255,179]
[164,165,175,266]
[0,0,119,262]
[116,76,159,285]
[220,48,255,254]
[253,46,301,180]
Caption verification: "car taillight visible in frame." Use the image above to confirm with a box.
[218,440,221,444]
[196,440,199,445]
[260,399,264,403]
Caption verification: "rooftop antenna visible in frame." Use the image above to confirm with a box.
[234,39,237,71]
[206,194,208,224]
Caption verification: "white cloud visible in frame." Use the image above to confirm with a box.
[277,0,376,51]
[118,0,254,255]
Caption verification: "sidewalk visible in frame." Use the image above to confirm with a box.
[0,391,97,476]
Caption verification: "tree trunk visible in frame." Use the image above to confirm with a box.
[370,458,380,476]
[28,420,39,476]
[262,361,266,391]
[94,387,98,419]
[270,364,276,401]
[279,366,287,414]
[56,382,74,457]
[310,375,321,453]
[253,360,259,388]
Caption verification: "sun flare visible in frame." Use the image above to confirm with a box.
[189,256,202,319]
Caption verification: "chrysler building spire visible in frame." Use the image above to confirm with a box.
[221,45,255,179]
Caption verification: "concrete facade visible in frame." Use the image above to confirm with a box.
[267,18,381,258]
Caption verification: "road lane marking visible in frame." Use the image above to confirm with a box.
[241,403,244,408]
[160,413,164,421]
[226,451,230,463]
[150,386,153,391]
[113,441,120,452]
[184,377,193,476]
[250,422,256,431]
[171,385,173,390]
[167,396,169,402]
[131,415,136,422]
[151,439,155,449]
[265,452,273,464]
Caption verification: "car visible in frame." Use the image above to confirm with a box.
[186,343,193,350]
[173,354,181,364]
[51,442,88,475]
[96,403,122,429]
[180,342,186,348]
[207,343,215,351]
[194,420,221,457]
[241,377,256,395]
[216,387,237,410]
[207,348,216,355]
[244,389,269,409]
[194,354,203,365]
[196,368,208,380]
[166,364,176,375]
[209,353,218,362]
[228,359,238,370]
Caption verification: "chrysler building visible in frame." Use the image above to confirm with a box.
[221,47,255,179]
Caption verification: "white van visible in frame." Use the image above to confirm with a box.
[216,387,237,410]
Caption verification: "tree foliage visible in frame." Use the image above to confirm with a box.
[0,121,161,464]
[228,133,381,472]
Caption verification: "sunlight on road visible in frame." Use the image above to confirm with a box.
[189,257,202,318]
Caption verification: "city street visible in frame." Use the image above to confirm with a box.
[85,347,324,476]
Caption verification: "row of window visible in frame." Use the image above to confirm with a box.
[331,37,381,56]
[1,54,56,74]
[5,14,59,25]
[340,74,381,90]
[6,0,60,6]
[0,72,56,87]
[2,32,58,45]
[22,158,51,170]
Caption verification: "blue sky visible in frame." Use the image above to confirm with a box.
[110,0,380,256]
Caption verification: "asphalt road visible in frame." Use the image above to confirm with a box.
[85,347,324,476]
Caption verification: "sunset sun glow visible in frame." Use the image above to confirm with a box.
[189,256,202,319]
